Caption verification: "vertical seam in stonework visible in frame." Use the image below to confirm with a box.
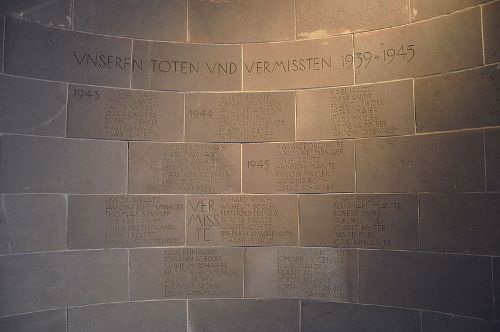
[294,91,297,141]
[65,194,69,250]
[352,34,356,85]
[480,6,486,65]
[240,144,243,194]
[127,249,131,301]
[126,142,130,194]
[492,257,496,320]
[357,249,360,303]
[293,0,297,40]
[412,79,417,133]
[71,0,75,30]
[419,310,423,331]
[408,0,412,23]
[64,83,69,138]
[186,0,189,43]
[1,17,6,72]
[296,196,300,246]
[129,40,134,89]
[241,45,244,90]
[186,300,189,332]
[353,140,357,193]
[298,300,302,332]
[184,195,187,246]
[417,195,421,250]
[242,248,245,297]
[483,132,487,192]
[66,307,69,332]
[183,93,186,141]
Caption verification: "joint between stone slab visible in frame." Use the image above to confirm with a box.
[481,5,486,65]
[1,16,6,73]
[71,0,75,30]
[483,132,487,192]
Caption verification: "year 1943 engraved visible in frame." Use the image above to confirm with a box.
[73,88,100,100]
[342,44,416,69]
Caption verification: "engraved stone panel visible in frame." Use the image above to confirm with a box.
[483,1,500,64]
[4,19,132,87]
[188,0,294,43]
[68,301,187,332]
[411,0,490,21]
[245,247,358,302]
[131,41,241,91]
[296,80,414,140]
[421,311,500,332]
[0,250,128,316]
[243,36,353,90]
[242,141,355,194]
[68,195,185,249]
[130,248,244,300]
[420,194,500,255]
[0,74,66,136]
[74,0,186,41]
[188,299,300,332]
[0,310,66,332]
[359,250,493,319]
[485,130,500,191]
[67,85,183,141]
[0,194,66,254]
[354,9,483,84]
[299,194,418,249]
[0,0,72,27]
[356,132,485,192]
[0,135,127,193]
[296,0,409,39]
[129,142,241,194]
[415,65,500,132]
[186,195,298,246]
[185,92,295,142]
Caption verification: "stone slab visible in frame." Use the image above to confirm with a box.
[421,311,500,332]
[0,0,72,27]
[411,0,490,21]
[486,130,500,191]
[483,1,500,64]
[0,310,66,332]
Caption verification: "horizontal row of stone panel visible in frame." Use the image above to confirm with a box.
[1,248,498,320]
[2,7,498,90]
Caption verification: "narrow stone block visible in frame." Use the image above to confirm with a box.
[486,130,500,191]
[411,0,490,21]
[421,311,500,332]
[0,310,66,332]
[0,0,72,27]
[483,0,500,64]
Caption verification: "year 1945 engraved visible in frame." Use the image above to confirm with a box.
[247,160,271,169]
[73,88,100,101]
[342,44,415,69]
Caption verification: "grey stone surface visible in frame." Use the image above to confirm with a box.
[243,36,353,90]
[483,1,500,64]
[131,40,241,91]
[411,0,490,21]
[296,0,409,39]
[185,92,295,142]
[359,250,493,319]
[486,130,500,191]
[68,195,185,249]
[188,299,299,332]
[421,311,500,332]
[0,74,66,136]
[0,0,72,27]
[68,301,187,332]
[299,194,418,249]
[0,194,66,254]
[4,19,131,87]
[129,142,241,194]
[130,248,244,300]
[0,135,127,193]
[356,132,485,192]
[354,8,483,83]
[296,80,415,140]
[186,195,298,246]
[0,309,66,332]
[0,16,4,72]
[0,250,128,316]
[67,85,184,141]
[74,0,186,41]
[420,194,500,255]
[301,301,420,332]
[495,258,500,321]
[415,64,500,132]
[245,247,359,302]
[242,141,355,193]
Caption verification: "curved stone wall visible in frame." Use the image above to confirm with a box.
[0,1,499,331]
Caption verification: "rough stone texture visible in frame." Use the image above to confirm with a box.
[411,0,491,21]
[0,310,66,332]
[296,80,415,140]
[0,194,66,254]
[0,0,72,27]
[299,194,418,249]
[356,132,485,193]
[188,0,294,43]
[67,85,184,141]
[483,1,500,64]
[421,311,500,332]
[0,135,128,194]
[0,250,128,316]
[359,250,493,319]
[296,0,409,39]
[355,8,483,83]
[243,36,353,90]
[0,74,67,136]
[68,301,187,332]
[486,130,500,191]
[68,195,185,249]
[245,247,359,302]
[188,299,299,332]
[420,194,500,255]
[415,64,500,132]
[74,0,186,41]
[185,92,295,142]
[301,302,420,332]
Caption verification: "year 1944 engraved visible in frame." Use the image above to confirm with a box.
[342,44,415,69]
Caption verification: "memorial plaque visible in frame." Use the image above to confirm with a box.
[4,19,132,87]
[68,195,185,249]
[129,142,241,194]
[243,36,353,90]
[356,132,484,192]
[296,0,409,39]
[186,195,298,246]
[411,0,489,21]
[242,141,355,194]
[67,85,184,141]
[0,0,72,27]
[299,194,418,249]
[129,248,244,300]
[185,92,295,142]
[354,9,483,84]
[422,312,500,332]
[188,299,300,332]
[296,80,414,140]
[131,41,241,91]
[0,309,67,332]
[415,64,500,132]
[483,1,500,64]
[485,130,500,191]
[245,247,358,302]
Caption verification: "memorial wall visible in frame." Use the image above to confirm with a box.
[0,0,499,331]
